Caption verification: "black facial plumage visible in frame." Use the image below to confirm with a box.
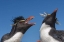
[42,9,57,28]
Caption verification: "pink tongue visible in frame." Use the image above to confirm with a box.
[25,16,34,23]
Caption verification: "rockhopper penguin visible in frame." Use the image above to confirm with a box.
[1,16,35,42]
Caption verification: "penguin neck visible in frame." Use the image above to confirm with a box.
[50,23,55,28]
[40,23,55,31]
[4,32,23,42]
[9,26,23,42]
[9,26,16,36]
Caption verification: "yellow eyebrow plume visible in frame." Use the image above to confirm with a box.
[20,20,25,22]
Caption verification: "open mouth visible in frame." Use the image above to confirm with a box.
[25,16,35,25]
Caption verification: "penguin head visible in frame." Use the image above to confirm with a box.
[13,16,35,34]
[42,9,58,27]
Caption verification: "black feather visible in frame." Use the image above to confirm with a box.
[12,16,25,23]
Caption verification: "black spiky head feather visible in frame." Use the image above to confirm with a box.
[12,16,25,24]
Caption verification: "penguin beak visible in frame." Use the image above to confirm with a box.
[25,16,36,25]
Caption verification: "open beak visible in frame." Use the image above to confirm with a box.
[25,16,35,25]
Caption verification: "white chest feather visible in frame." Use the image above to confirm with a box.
[4,32,23,42]
[40,23,59,42]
